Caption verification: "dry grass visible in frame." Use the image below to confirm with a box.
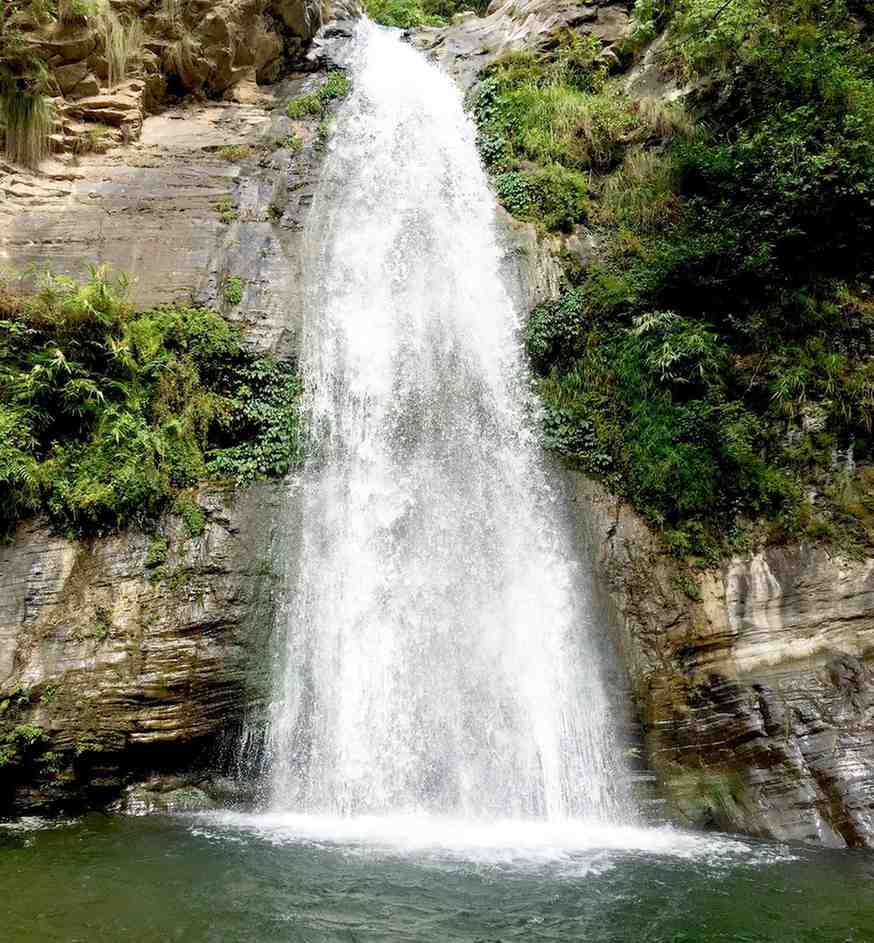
[599,145,683,232]
[95,1,144,89]
[2,92,53,168]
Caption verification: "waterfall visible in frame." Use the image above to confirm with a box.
[267,20,627,824]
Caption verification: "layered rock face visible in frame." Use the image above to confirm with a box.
[413,0,632,89]
[1,5,358,353]
[0,482,286,813]
[564,475,874,848]
[0,3,354,814]
[11,0,328,156]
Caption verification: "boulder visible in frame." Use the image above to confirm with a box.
[114,783,217,815]
[31,28,97,65]
[53,61,90,95]
[274,0,324,39]
[68,73,102,100]
[413,0,634,90]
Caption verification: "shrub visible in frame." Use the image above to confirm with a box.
[218,144,252,162]
[173,494,206,538]
[598,146,682,232]
[365,0,443,27]
[223,276,243,306]
[493,164,590,232]
[0,267,303,534]
[0,85,53,168]
[287,72,351,119]
[513,0,874,555]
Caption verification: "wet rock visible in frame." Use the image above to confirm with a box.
[561,473,874,848]
[114,783,217,815]
[0,482,288,815]
[274,0,325,38]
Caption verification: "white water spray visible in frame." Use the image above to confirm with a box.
[268,21,626,824]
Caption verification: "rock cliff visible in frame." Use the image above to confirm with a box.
[0,481,286,813]
[455,0,874,848]
[2,0,872,850]
[0,0,353,814]
[562,474,874,847]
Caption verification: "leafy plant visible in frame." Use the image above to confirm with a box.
[173,494,205,537]
[512,1,874,556]
[214,197,239,224]
[0,266,303,534]
[286,72,350,120]
[223,276,243,306]
[218,144,252,162]
[364,0,443,27]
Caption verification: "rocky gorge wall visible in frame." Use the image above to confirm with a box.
[1,0,873,850]
[561,474,874,847]
[507,176,874,848]
[0,0,355,814]
[0,481,286,813]
[433,0,874,848]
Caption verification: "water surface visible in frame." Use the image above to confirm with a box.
[3,814,872,942]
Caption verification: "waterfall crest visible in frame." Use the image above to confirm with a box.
[268,20,627,823]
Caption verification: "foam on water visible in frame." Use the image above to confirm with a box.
[192,811,796,874]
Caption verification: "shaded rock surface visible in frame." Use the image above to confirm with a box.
[563,474,874,848]
[0,482,289,815]
[112,781,217,815]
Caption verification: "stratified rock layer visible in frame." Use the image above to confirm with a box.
[565,474,874,847]
[0,71,338,357]
[0,16,355,815]
[0,483,287,814]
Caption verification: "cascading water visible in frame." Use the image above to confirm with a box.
[267,20,628,825]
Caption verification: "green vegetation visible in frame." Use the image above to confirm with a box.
[473,2,874,558]
[282,132,303,153]
[286,72,351,120]
[364,0,486,28]
[223,276,243,306]
[0,2,54,166]
[218,144,252,162]
[145,535,169,569]
[0,722,44,768]
[0,266,303,535]
[469,32,689,232]
[91,606,111,641]
[173,494,206,537]
[214,197,239,224]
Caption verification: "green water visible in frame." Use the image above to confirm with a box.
[2,813,872,942]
